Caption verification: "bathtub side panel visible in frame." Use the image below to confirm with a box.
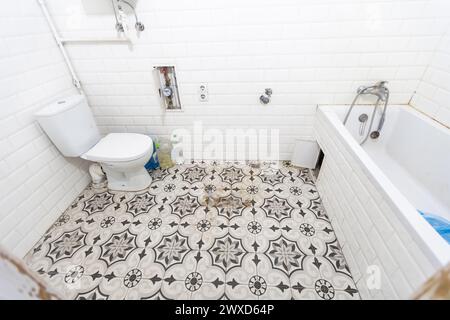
[314,109,436,300]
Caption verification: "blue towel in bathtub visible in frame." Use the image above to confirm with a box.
[418,210,450,244]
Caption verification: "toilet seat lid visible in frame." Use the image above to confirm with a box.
[82,133,153,162]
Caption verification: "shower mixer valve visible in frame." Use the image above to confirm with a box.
[260,88,273,105]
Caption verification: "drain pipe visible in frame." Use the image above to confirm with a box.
[37,0,83,94]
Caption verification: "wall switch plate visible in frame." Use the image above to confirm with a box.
[199,83,208,102]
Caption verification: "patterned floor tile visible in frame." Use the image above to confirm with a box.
[260,286,292,300]
[125,278,162,300]
[24,161,358,300]
[225,283,257,300]
[190,282,225,300]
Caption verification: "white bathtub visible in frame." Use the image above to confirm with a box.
[315,104,450,299]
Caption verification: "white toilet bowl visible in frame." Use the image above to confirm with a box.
[35,95,154,192]
[82,133,153,191]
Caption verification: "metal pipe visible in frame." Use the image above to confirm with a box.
[116,2,132,41]
[119,0,139,22]
[37,0,135,92]
[61,38,132,44]
[111,0,120,26]
[37,0,83,93]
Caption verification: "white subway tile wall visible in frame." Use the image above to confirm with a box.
[45,0,450,159]
[412,32,450,127]
[0,0,90,256]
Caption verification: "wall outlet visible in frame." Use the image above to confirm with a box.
[199,83,208,102]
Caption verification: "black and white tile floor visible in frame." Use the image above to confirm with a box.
[24,161,359,300]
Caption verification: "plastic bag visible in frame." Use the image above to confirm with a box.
[145,139,159,170]
[419,210,450,244]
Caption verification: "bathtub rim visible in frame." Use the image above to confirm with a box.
[317,104,450,268]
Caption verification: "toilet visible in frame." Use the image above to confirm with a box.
[35,95,153,191]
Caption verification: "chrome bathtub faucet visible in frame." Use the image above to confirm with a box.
[343,81,390,145]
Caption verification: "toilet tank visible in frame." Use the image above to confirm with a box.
[35,95,101,157]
